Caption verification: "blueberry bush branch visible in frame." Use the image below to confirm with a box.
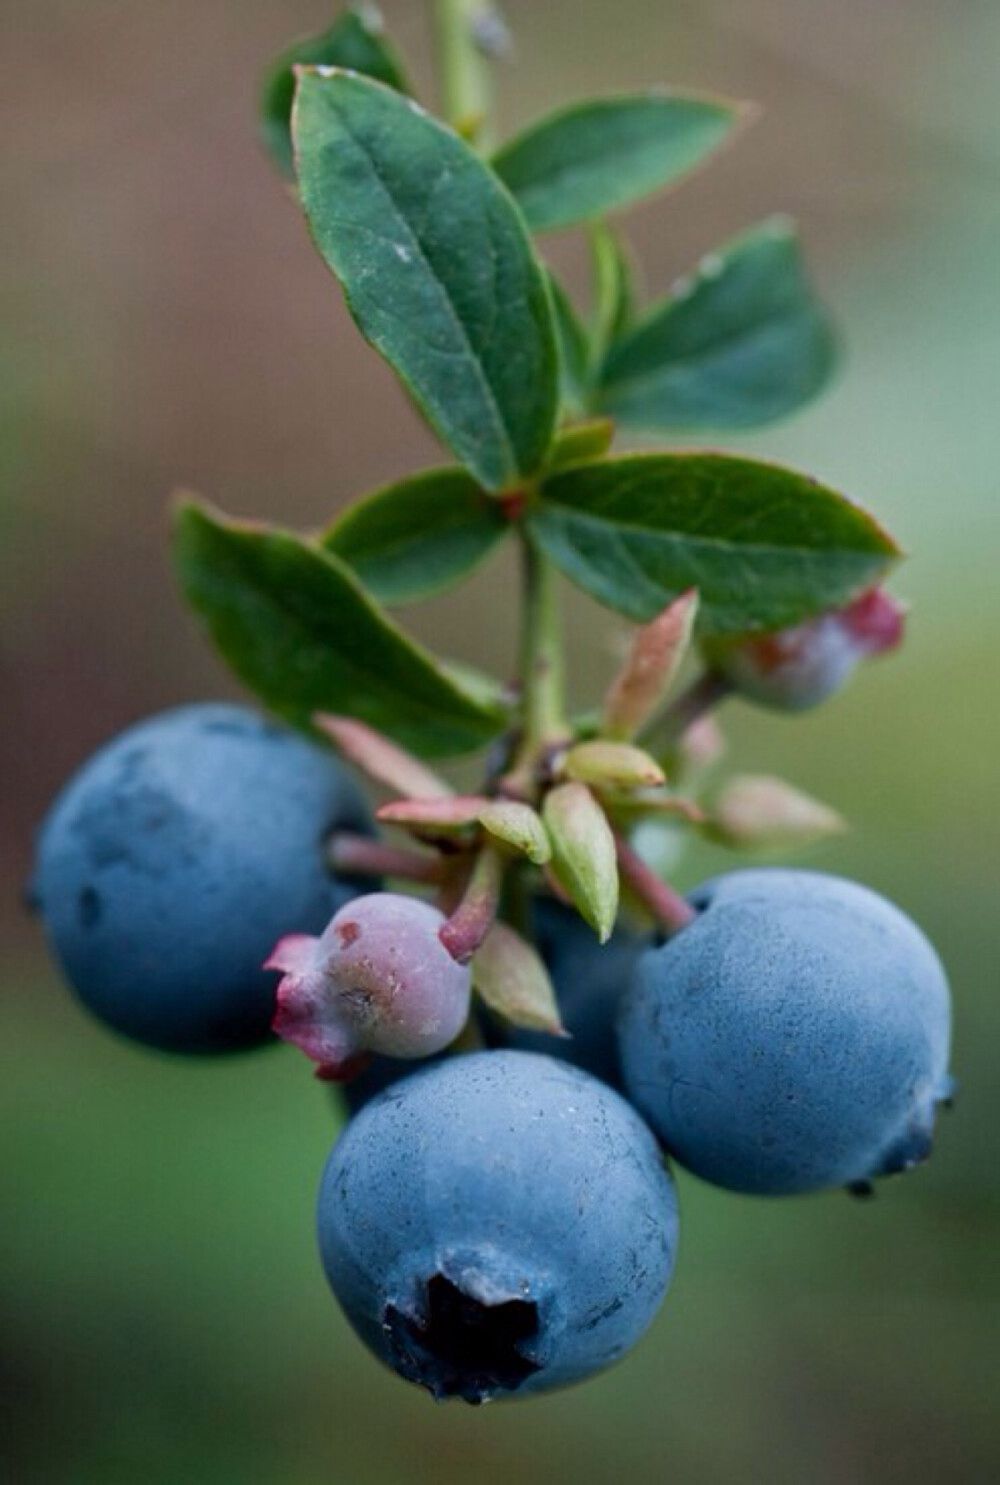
[31,2,954,1410]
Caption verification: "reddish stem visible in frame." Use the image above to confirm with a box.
[614,833,696,935]
[439,846,505,964]
[327,833,445,885]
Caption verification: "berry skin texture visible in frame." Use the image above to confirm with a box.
[346,898,647,1111]
[32,704,372,1053]
[705,587,906,711]
[618,869,953,1196]
[317,1050,679,1403]
[269,893,471,1079]
[502,897,648,1089]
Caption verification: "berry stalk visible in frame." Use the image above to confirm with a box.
[614,831,697,935]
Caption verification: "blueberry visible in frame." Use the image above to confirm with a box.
[501,898,648,1089]
[317,1050,678,1402]
[32,703,372,1053]
[618,869,953,1195]
[269,892,471,1078]
[704,588,906,711]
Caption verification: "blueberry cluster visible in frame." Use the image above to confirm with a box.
[33,697,953,1405]
[27,0,956,1419]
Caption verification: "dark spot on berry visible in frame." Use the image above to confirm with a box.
[337,920,362,947]
[341,985,376,1024]
[384,1272,541,1403]
[846,1180,876,1200]
[78,886,102,929]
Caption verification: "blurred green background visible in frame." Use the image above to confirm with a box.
[3,2,998,1480]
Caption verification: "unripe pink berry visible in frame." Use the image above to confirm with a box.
[266,893,471,1080]
[705,588,905,712]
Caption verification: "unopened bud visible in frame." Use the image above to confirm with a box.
[712,774,846,849]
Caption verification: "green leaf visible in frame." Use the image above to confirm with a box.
[472,922,566,1035]
[542,783,619,942]
[173,498,505,757]
[590,222,639,361]
[549,418,615,470]
[478,801,551,865]
[260,7,409,179]
[293,69,559,492]
[598,218,837,431]
[529,453,900,633]
[492,91,747,233]
[602,589,699,739]
[548,272,592,416]
[322,467,508,605]
[561,741,665,791]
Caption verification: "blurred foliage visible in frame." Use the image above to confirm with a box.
[3,1,998,1480]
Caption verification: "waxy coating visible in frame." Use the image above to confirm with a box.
[270,892,471,1077]
[318,1050,679,1402]
[706,587,905,711]
[33,704,372,1052]
[618,868,953,1195]
[346,898,646,1111]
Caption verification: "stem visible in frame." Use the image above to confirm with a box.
[641,670,733,752]
[433,0,496,148]
[520,532,567,751]
[439,845,505,962]
[504,532,568,797]
[614,833,696,936]
[328,833,445,885]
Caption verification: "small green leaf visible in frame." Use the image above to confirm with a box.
[315,715,454,799]
[598,218,837,431]
[549,419,615,470]
[492,92,748,233]
[548,272,593,416]
[542,782,619,942]
[478,801,551,865]
[322,467,508,605]
[530,454,900,633]
[173,498,505,758]
[561,741,666,791]
[378,795,487,834]
[293,69,559,491]
[260,6,409,179]
[472,922,566,1035]
[590,222,639,362]
[602,590,700,739]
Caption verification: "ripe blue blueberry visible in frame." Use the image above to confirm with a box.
[32,703,372,1053]
[502,898,647,1089]
[318,1050,679,1402]
[704,588,906,711]
[269,892,471,1079]
[618,868,953,1195]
